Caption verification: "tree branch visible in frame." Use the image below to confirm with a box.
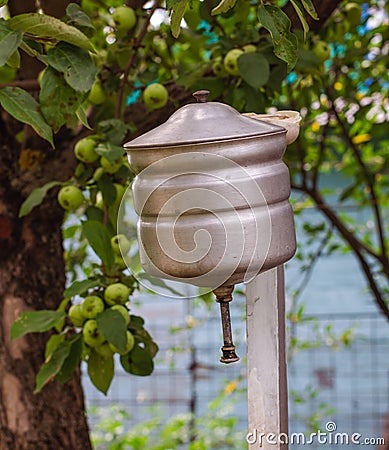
[328,90,388,265]
[0,79,40,91]
[292,183,389,320]
[115,0,162,119]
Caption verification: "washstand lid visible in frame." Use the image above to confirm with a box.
[124,101,286,150]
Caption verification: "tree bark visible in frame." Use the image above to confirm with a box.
[0,122,92,449]
[0,2,92,448]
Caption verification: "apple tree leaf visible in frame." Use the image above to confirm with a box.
[289,0,310,39]
[47,42,98,93]
[39,67,85,132]
[8,13,94,51]
[34,334,80,393]
[81,220,115,269]
[301,0,319,20]
[120,344,154,376]
[211,0,237,15]
[0,87,54,146]
[64,279,100,298]
[0,19,23,67]
[95,142,124,162]
[237,52,270,89]
[19,180,61,218]
[171,0,189,38]
[11,310,66,340]
[45,334,66,359]
[55,334,83,384]
[66,3,95,33]
[87,350,114,395]
[96,309,127,353]
[257,5,298,71]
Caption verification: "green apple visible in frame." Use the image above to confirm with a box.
[104,283,130,305]
[100,156,123,174]
[143,83,168,110]
[68,304,86,327]
[57,186,84,211]
[224,49,244,76]
[243,44,256,53]
[88,80,106,105]
[212,58,228,77]
[112,6,136,32]
[95,341,115,358]
[109,330,135,355]
[74,137,99,163]
[313,41,331,62]
[37,69,45,86]
[111,234,131,255]
[114,255,127,270]
[81,295,105,319]
[93,167,104,181]
[83,319,106,347]
[111,304,130,326]
[344,3,362,25]
[0,65,17,83]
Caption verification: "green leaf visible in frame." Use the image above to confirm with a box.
[290,0,309,39]
[211,0,237,15]
[7,49,21,68]
[0,19,23,67]
[301,0,319,20]
[0,87,54,146]
[47,42,98,92]
[11,310,66,340]
[131,328,159,358]
[97,175,117,204]
[81,220,115,269]
[257,5,298,70]
[120,345,154,376]
[64,279,100,298]
[171,0,189,38]
[56,334,82,383]
[295,47,321,72]
[39,67,84,132]
[19,180,61,218]
[137,273,185,297]
[128,315,145,330]
[95,142,124,162]
[87,350,114,395]
[9,13,94,52]
[97,119,129,146]
[35,337,75,393]
[66,3,95,32]
[76,105,91,129]
[237,52,270,89]
[45,334,66,359]
[96,309,127,353]
[266,63,287,92]
[0,1,8,7]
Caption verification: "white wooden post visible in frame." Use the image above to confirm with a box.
[246,265,288,449]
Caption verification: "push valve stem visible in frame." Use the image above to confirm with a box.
[213,285,240,364]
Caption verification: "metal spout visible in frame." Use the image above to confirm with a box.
[213,285,240,364]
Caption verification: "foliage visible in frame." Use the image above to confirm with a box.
[89,378,246,449]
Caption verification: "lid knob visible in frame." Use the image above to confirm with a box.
[192,90,210,103]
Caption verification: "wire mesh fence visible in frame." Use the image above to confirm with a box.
[84,294,389,448]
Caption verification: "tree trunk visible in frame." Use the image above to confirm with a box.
[0,136,92,448]
[0,0,93,446]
